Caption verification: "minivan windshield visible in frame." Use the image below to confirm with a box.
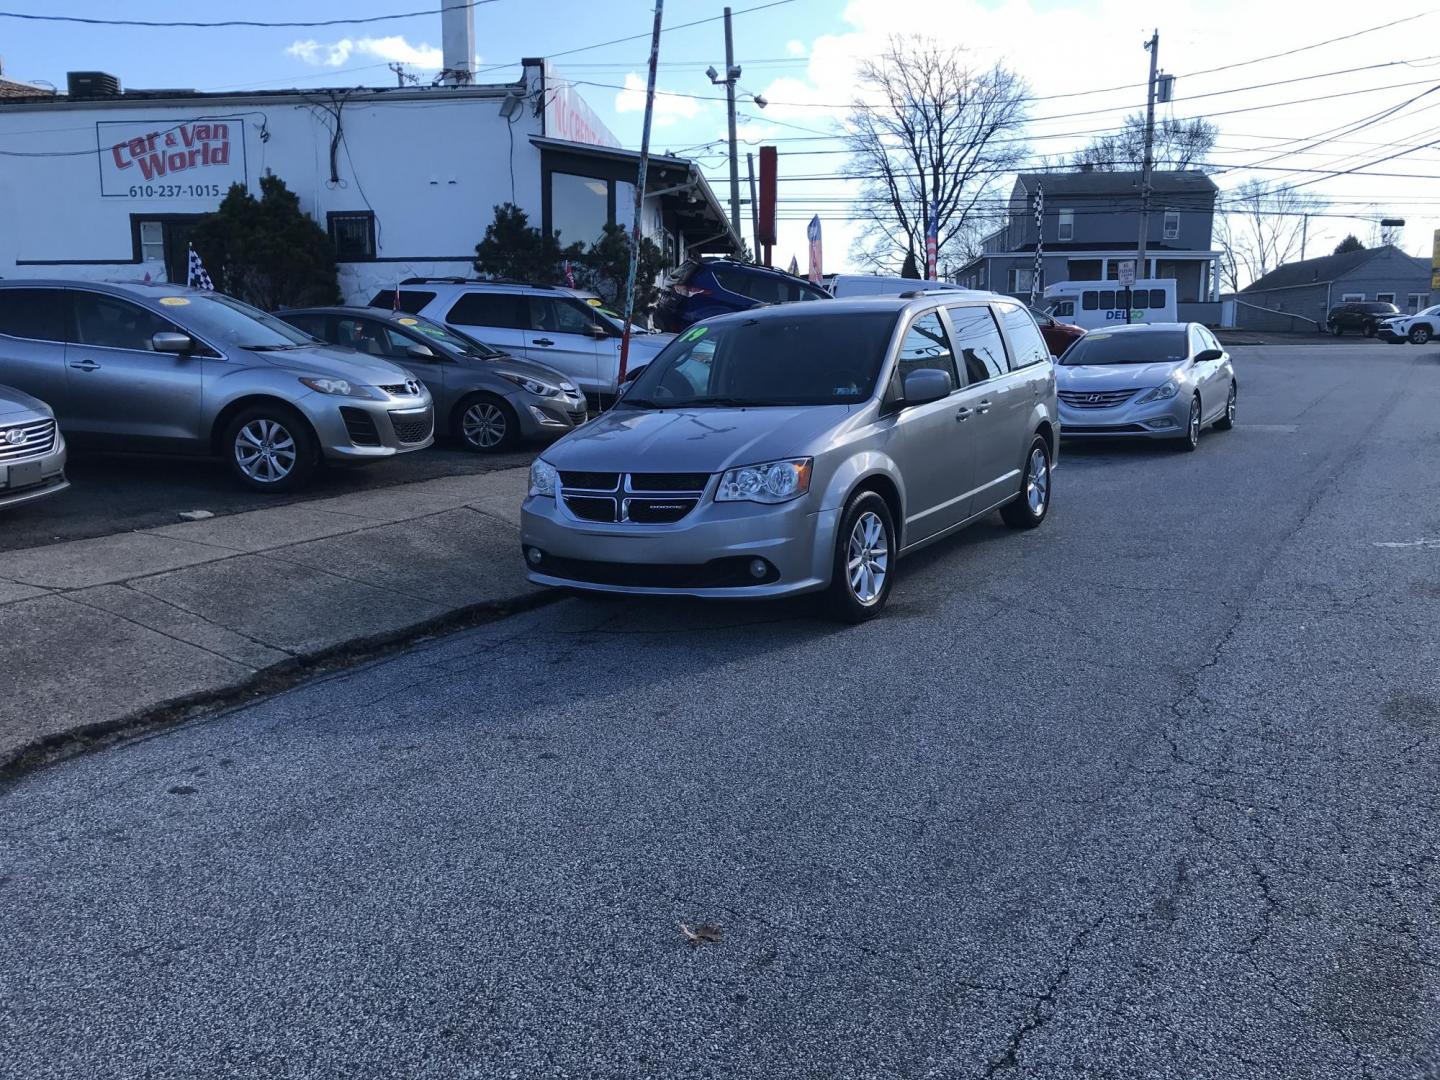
[622,312,897,408]
[1060,330,1189,366]
[162,293,316,350]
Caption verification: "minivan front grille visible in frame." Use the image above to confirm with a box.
[558,471,710,524]
[1058,389,1141,409]
[0,418,57,462]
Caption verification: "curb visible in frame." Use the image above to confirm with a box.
[0,586,565,791]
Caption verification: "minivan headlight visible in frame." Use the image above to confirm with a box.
[298,376,383,401]
[529,458,560,498]
[1135,379,1180,405]
[716,458,812,504]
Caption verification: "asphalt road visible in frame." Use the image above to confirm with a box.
[3,343,1439,1078]
[0,439,535,552]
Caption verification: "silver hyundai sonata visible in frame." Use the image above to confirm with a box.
[521,294,1059,620]
[1056,322,1236,451]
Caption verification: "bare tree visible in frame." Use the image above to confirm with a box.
[844,37,1028,273]
[1071,114,1217,172]
[1374,219,1403,248]
[1216,179,1324,290]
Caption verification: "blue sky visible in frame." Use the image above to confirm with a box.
[5,1,1439,278]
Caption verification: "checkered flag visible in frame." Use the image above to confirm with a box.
[187,244,214,291]
[1031,185,1044,306]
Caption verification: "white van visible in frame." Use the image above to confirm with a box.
[829,274,977,299]
[1043,278,1177,331]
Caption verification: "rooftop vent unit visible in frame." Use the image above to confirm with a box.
[67,71,121,99]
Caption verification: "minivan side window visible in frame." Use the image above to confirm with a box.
[446,293,524,329]
[71,292,179,353]
[896,311,958,387]
[945,305,1007,383]
[0,288,67,343]
[995,302,1050,370]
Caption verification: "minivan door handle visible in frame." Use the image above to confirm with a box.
[69,360,101,372]
[532,338,555,347]
[976,399,992,414]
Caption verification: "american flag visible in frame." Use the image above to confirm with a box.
[806,215,823,284]
[924,203,938,280]
[563,259,575,288]
[1031,185,1044,306]
[187,244,214,291]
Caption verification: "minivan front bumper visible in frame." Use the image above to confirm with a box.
[520,490,840,599]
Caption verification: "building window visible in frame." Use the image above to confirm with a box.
[551,172,610,248]
[1376,292,1396,304]
[1009,267,1034,293]
[1341,293,1364,301]
[1408,293,1430,313]
[139,221,165,265]
[1057,209,1074,242]
[1163,211,1180,239]
[328,212,376,261]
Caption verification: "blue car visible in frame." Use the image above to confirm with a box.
[654,258,830,332]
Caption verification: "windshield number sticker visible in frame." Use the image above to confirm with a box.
[158,297,190,306]
[682,327,708,342]
[398,318,418,325]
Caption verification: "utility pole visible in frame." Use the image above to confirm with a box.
[616,0,663,389]
[723,8,741,241]
[1300,214,1309,260]
[1136,30,1159,283]
[747,152,759,257]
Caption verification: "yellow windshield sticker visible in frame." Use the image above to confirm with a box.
[158,296,190,306]
[398,317,418,325]
[585,297,603,306]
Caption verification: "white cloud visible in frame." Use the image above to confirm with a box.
[785,39,807,57]
[614,71,703,128]
[286,35,444,69]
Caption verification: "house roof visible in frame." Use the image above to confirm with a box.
[0,77,52,99]
[1014,170,1218,197]
[1239,245,1423,292]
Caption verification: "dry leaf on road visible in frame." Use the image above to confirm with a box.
[679,921,722,945]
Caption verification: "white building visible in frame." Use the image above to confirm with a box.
[0,11,737,303]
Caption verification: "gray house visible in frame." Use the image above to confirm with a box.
[957,170,1223,324]
[1234,246,1432,332]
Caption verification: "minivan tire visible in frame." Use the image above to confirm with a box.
[455,392,520,452]
[1000,436,1052,530]
[825,490,896,623]
[222,404,320,492]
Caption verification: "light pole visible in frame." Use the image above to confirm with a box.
[708,7,743,250]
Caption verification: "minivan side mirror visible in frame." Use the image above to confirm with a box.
[902,368,953,407]
[1194,348,1223,363]
[152,331,194,354]
[406,343,436,360]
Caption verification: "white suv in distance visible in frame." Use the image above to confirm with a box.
[370,279,674,403]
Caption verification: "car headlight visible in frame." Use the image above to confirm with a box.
[497,371,562,398]
[1135,379,1181,405]
[529,458,559,498]
[298,376,383,400]
[716,458,812,504]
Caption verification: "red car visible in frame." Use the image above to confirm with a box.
[1029,306,1084,357]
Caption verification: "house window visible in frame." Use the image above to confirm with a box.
[1057,209,1074,242]
[1408,293,1430,313]
[1009,268,1034,293]
[551,172,611,248]
[328,212,376,261]
[139,221,165,265]
[1341,293,1364,301]
[1376,292,1396,304]
[1163,211,1180,239]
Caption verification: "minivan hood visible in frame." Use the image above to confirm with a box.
[1057,360,1186,389]
[0,384,53,420]
[541,403,855,473]
[249,343,411,384]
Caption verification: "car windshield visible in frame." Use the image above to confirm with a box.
[1061,330,1189,366]
[162,293,316,349]
[621,312,897,408]
[397,314,503,358]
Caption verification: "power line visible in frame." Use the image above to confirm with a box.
[0,0,503,29]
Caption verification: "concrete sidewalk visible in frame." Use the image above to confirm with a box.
[0,467,539,771]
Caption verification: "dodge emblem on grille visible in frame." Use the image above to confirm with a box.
[2,429,25,446]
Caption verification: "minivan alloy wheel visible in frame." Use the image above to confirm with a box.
[1025,446,1049,516]
[234,419,297,483]
[847,511,889,605]
[463,401,508,448]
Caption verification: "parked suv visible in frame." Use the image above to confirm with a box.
[368,279,671,402]
[0,282,433,492]
[1377,303,1439,345]
[1326,300,1399,337]
[521,294,1058,621]
[278,306,588,452]
[0,384,68,509]
[654,258,830,332]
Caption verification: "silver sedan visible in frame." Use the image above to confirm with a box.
[1055,322,1236,451]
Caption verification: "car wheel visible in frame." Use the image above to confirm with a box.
[222,404,319,492]
[1410,325,1432,345]
[1214,382,1236,431]
[1363,321,1377,338]
[1000,436,1051,530]
[825,490,895,623]
[1330,323,1343,337]
[455,393,519,452]
[1176,396,1202,452]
